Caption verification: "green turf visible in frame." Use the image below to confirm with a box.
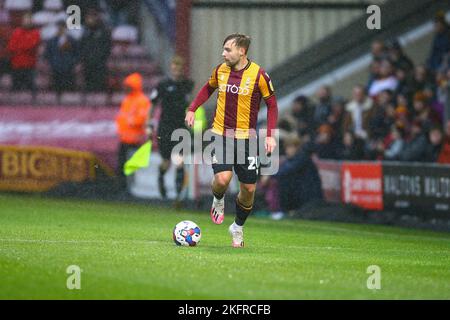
[0,193,449,300]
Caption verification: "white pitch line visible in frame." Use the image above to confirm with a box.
[0,238,448,255]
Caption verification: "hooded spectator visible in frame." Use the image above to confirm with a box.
[115,73,152,189]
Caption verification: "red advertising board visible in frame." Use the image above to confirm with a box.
[341,162,383,210]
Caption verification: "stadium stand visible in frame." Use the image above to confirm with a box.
[0,0,162,106]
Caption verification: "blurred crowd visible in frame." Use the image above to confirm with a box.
[277,12,450,165]
[261,12,450,219]
[0,0,140,93]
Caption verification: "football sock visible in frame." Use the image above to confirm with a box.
[175,166,185,196]
[213,190,225,201]
[158,167,167,198]
[235,197,253,226]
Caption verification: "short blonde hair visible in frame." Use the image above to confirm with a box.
[223,34,251,54]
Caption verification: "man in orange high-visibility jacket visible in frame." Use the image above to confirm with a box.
[116,72,152,190]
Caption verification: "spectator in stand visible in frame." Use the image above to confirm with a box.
[399,120,428,162]
[80,8,112,92]
[7,12,40,91]
[384,125,406,161]
[411,64,434,95]
[437,120,450,164]
[0,20,12,76]
[368,59,399,97]
[395,93,410,125]
[371,39,388,61]
[313,123,342,160]
[312,85,332,129]
[327,96,347,141]
[290,95,313,137]
[367,59,381,92]
[412,91,441,133]
[386,39,414,76]
[339,130,365,160]
[271,134,323,220]
[435,68,448,103]
[424,126,444,162]
[394,66,414,98]
[44,19,79,93]
[368,89,396,139]
[344,85,373,139]
[367,40,388,90]
[427,12,450,73]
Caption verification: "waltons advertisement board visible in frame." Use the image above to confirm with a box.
[383,162,450,213]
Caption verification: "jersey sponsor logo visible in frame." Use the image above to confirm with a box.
[218,83,250,96]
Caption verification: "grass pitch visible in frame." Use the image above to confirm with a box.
[0,193,449,300]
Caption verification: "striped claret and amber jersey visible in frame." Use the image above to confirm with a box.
[208,61,275,139]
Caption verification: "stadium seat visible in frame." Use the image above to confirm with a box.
[85,93,108,107]
[35,92,58,106]
[5,0,32,10]
[112,25,138,44]
[127,45,147,59]
[10,91,33,105]
[111,92,125,106]
[0,91,11,105]
[0,74,12,90]
[60,92,83,105]
[35,74,51,90]
[36,60,50,73]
